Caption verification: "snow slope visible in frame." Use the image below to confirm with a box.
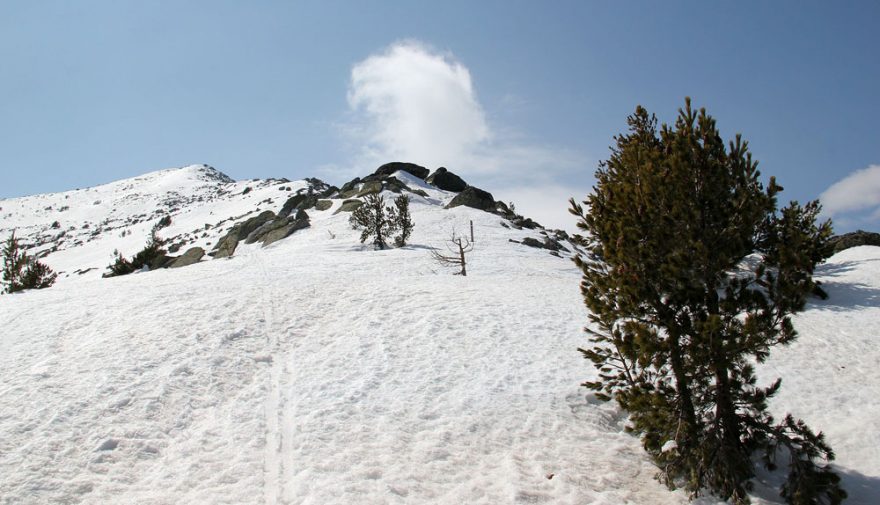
[0,167,878,504]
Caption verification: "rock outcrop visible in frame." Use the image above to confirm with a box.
[446,186,496,212]
[334,199,364,214]
[373,162,429,180]
[211,210,277,258]
[829,230,880,254]
[427,167,467,192]
[169,247,205,268]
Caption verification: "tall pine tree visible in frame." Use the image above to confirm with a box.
[570,99,843,504]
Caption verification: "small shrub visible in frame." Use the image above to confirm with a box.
[392,195,414,247]
[2,231,57,293]
[105,234,166,277]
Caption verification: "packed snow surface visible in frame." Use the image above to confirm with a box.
[1,167,878,504]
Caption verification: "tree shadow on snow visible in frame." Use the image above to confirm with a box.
[812,280,880,311]
[816,258,880,278]
[836,467,880,505]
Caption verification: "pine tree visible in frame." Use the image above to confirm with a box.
[105,232,166,277]
[349,194,399,249]
[392,194,414,247]
[2,231,57,293]
[570,98,842,504]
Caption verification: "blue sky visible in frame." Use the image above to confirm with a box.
[1,1,878,231]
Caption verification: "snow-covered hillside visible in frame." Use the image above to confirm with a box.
[0,166,877,504]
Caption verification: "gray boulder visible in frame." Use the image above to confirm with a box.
[315,200,333,211]
[427,167,467,192]
[446,186,496,212]
[356,181,383,197]
[169,247,205,268]
[261,213,310,247]
[334,199,364,214]
[374,162,429,180]
[212,210,276,258]
[383,177,411,193]
[339,177,361,195]
[247,210,310,245]
[279,193,318,218]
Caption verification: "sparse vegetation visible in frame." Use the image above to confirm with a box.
[431,231,473,276]
[2,231,57,293]
[570,99,842,504]
[392,194,414,247]
[105,233,167,277]
[349,194,397,249]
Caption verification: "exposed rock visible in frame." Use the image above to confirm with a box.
[318,185,338,198]
[829,230,880,254]
[212,233,238,258]
[261,212,310,247]
[521,237,545,249]
[279,193,318,217]
[212,210,276,258]
[383,177,411,194]
[169,247,205,268]
[315,200,333,211]
[168,242,182,253]
[374,162,429,180]
[520,236,569,253]
[356,181,383,197]
[339,177,361,195]
[512,216,541,229]
[335,199,364,214]
[246,210,310,245]
[446,186,496,212]
[427,167,467,192]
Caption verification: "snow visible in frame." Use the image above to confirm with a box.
[1,167,878,504]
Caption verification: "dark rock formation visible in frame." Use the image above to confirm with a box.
[315,200,333,211]
[829,230,880,254]
[446,186,496,212]
[427,167,467,192]
[261,211,310,246]
[212,210,276,258]
[374,162,429,180]
[279,193,318,218]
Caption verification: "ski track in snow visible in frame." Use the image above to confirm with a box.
[1,167,878,504]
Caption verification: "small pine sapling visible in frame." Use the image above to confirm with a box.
[349,194,399,249]
[2,231,57,293]
[392,194,414,247]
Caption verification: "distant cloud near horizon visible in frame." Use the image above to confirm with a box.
[820,164,880,230]
[339,40,589,231]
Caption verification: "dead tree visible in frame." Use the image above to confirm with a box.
[431,232,473,276]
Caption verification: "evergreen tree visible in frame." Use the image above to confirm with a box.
[392,194,414,247]
[569,98,842,504]
[2,231,57,293]
[349,194,399,249]
[105,232,166,277]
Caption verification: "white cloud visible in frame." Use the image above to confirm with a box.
[341,40,590,231]
[819,165,880,230]
[347,40,490,173]
[820,164,880,216]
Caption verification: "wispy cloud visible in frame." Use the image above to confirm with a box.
[820,164,880,230]
[333,40,589,230]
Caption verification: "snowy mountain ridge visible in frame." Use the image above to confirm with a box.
[0,163,571,282]
[0,164,878,504]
